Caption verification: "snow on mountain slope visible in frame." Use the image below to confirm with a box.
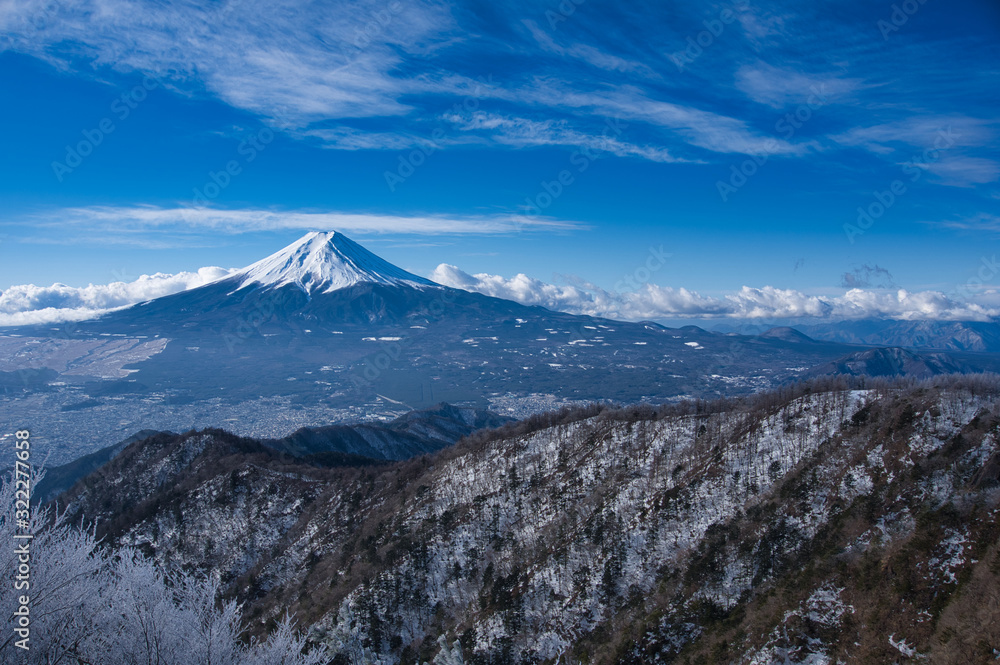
[58,381,1000,663]
[233,231,438,294]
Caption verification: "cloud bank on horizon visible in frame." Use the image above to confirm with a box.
[429,264,1000,322]
[3,263,996,327]
[0,268,234,326]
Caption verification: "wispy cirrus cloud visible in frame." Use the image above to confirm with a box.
[508,83,810,157]
[922,156,1000,187]
[521,19,658,76]
[831,116,995,155]
[14,206,587,246]
[1,0,996,181]
[936,213,1000,233]
[0,0,457,125]
[0,0,830,162]
[734,62,861,108]
[440,111,686,162]
[830,115,999,187]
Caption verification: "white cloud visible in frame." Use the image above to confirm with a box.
[22,206,586,245]
[922,156,1000,187]
[3,0,996,172]
[430,264,628,317]
[441,111,686,162]
[724,286,833,318]
[0,0,812,160]
[828,116,998,187]
[430,264,1000,322]
[5,262,997,327]
[734,62,859,108]
[0,0,457,126]
[732,4,790,44]
[833,288,997,321]
[831,116,994,154]
[304,127,453,151]
[938,213,1000,233]
[0,306,121,327]
[530,85,810,157]
[0,267,234,326]
[522,19,656,76]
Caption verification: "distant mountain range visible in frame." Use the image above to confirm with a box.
[36,402,510,503]
[2,232,994,463]
[804,346,972,379]
[714,319,1000,353]
[261,402,511,460]
[793,319,1000,352]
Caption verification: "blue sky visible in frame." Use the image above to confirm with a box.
[0,0,999,323]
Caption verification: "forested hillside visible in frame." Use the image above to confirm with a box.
[19,376,1000,664]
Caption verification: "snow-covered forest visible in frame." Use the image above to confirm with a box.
[5,375,1000,664]
[0,471,327,665]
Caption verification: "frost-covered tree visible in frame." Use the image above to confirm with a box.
[429,635,465,665]
[0,471,325,665]
[315,602,381,664]
[243,615,328,665]
[0,470,109,663]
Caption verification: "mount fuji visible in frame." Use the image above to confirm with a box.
[86,230,602,337]
[1,232,981,462]
[92,230,455,330]
[234,231,437,293]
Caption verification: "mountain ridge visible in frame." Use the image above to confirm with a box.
[39,402,512,503]
[53,377,1000,664]
[805,346,973,379]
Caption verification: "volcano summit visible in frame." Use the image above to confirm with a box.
[233,231,437,294]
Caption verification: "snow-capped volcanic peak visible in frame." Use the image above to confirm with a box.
[234,231,437,294]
